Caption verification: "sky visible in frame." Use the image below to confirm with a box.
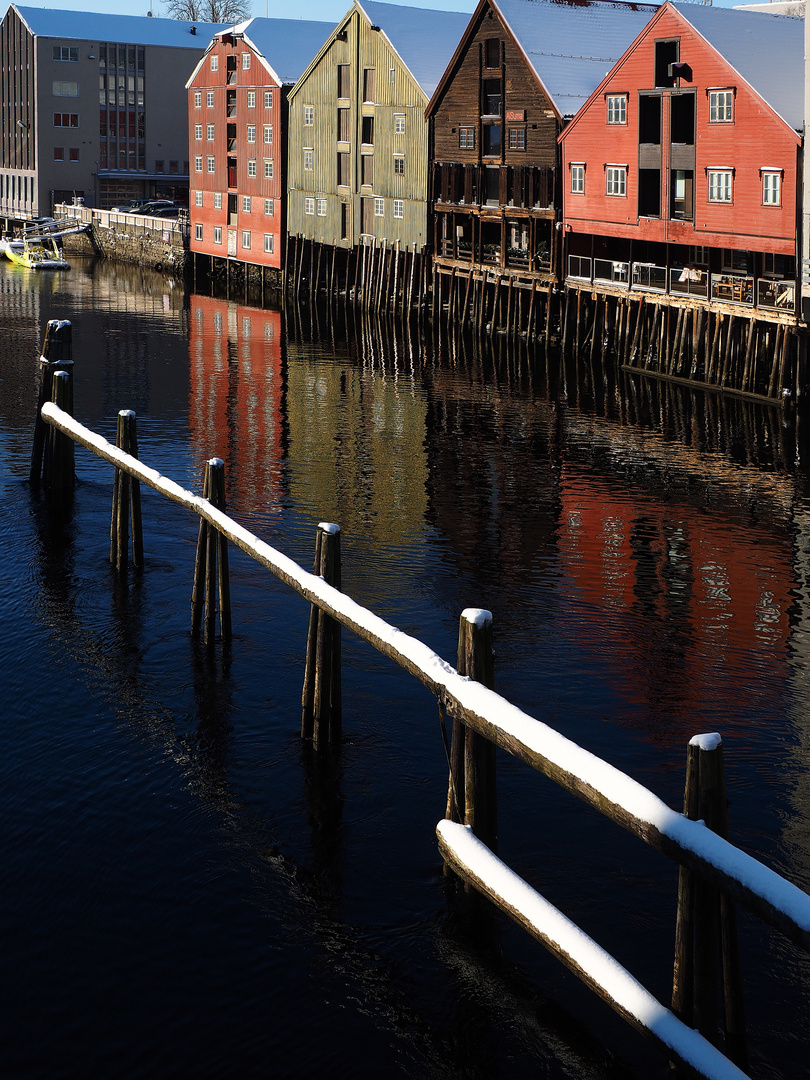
[2,0,749,24]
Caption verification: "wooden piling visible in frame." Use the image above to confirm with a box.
[110,410,144,573]
[47,369,75,500]
[445,608,497,854]
[190,458,231,645]
[301,522,342,748]
[31,319,73,487]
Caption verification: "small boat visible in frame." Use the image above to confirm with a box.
[0,237,23,258]
[3,236,70,270]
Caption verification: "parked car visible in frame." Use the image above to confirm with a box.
[150,205,180,219]
[123,199,175,215]
[109,199,153,213]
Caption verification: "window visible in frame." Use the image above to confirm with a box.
[361,116,374,145]
[607,95,627,124]
[571,164,584,193]
[242,195,251,212]
[195,155,203,172]
[264,89,273,109]
[394,155,404,175]
[483,124,501,157]
[53,147,64,161]
[242,229,251,248]
[264,125,273,145]
[214,192,222,209]
[195,223,203,241]
[69,147,79,162]
[304,148,313,171]
[156,159,164,173]
[361,154,373,186]
[207,90,215,107]
[264,233,274,253]
[317,198,327,216]
[247,90,255,108]
[194,91,202,108]
[207,123,215,140]
[485,38,500,68]
[709,90,733,123]
[53,45,78,62]
[305,197,315,215]
[214,225,222,244]
[53,113,79,128]
[53,81,78,97]
[337,108,350,142]
[374,197,384,217]
[195,123,202,140]
[246,125,256,142]
[195,190,203,206]
[207,156,215,173]
[210,55,218,71]
[264,198,274,216]
[762,170,781,206]
[606,166,626,196]
[393,199,403,219]
[338,64,350,98]
[708,169,732,202]
[394,114,405,134]
[304,105,314,126]
[483,79,501,116]
[363,68,375,103]
[264,159,273,179]
[242,52,251,70]
[337,151,350,186]
[459,127,475,149]
[508,128,526,151]
[247,159,257,177]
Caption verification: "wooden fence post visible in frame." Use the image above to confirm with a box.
[672,733,747,1071]
[190,457,231,645]
[445,608,497,853]
[301,522,342,748]
[110,410,144,573]
[46,368,75,500]
[31,319,73,487]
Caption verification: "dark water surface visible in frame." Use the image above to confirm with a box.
[2,257,810,1079]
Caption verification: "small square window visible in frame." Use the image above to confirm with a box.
[264,233,274,253]
[571,164,584,193]
[214,225,222,244]
[194,190,203,206]
[606,95,627,124]
[207,90,214,107]
[459,127,475,150]
[69,147,79,162]
[195,223,203,241]
[393,199,403,219]
[708,169,732,202]
[242,195,251,212]
[709,90,733,123]
[394,115,405,134]
[762,170,781,206]
[264,199,274,216]
[606,166,626,196]
[508,128,526,151]
[53,147,64,161]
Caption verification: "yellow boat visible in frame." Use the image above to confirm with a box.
[4,236,70,270]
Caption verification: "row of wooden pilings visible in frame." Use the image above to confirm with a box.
[32,315,755,1076]
[561,287,801,404]
[432,265,557,342]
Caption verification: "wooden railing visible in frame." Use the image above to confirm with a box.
[32,319,810,1080]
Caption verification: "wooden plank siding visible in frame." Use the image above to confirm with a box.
[426,0,561,283]
[287,6,431,252]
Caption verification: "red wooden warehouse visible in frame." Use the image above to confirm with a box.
[558,1,804,318]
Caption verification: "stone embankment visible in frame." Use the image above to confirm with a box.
[57,205,187,275]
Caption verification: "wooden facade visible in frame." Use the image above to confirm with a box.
[558,2,803,322]
[427,0,560,287]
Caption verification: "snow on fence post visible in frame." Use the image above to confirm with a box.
[301,523,342,748]
[110,411,143,573]
[190,458,231,646]
[30,319,73,488]
[445,609,497,854]
[672,734,748,1072]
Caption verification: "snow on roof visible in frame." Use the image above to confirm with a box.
[495,0,660,117]
[13,5,226,48]
[232,17,340,85]
[671,2,804,132]
[358,0,473,98]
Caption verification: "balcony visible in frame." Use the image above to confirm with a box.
[757,278,795,313]
[670,266,708,299]
[632,262,667,292]
[710,274,754,306]
[594,258,630,286]
[567,255,592,280]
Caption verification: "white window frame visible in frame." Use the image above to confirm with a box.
[374,197,385,217]
[214,225,222,244]
[304,105,314,126]
[303,148,313,171]
[206,123,215,141]
[213,192,222,209]
[304,196,315,215]
[394,114,405,134]
[605,165,626,197]
[570,163,585,193]
[242,229,251,248]
[194,91,202,108]
[709,89,734,123]
[247,90,256,108]
[393,199,404,219]
[264,199,274,216]
[264,125,273,145]
[210,55,218,71]
[195,223,203,241]
[317,198,327,216]
[264,89,273,109]
[194,190,203,206]
[606,95,627,125]
[246,125,256,143]
[207,156,215,174]
[762,170,781,207]
[242,195,251,212]
[195,155,203,173]
[264,233,274,253]
[194,123,202,140]
[393,155,405,175]
[264,159,273,179]
[708,169,733,202]
[207,90,215,108]
[247,159,257,178]
[242,52,251,70]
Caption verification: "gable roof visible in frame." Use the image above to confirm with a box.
[428,0,659,119]
[186,17,337,88]
[12,5,226,48]
[355,0,473,98]
[670,2,803,132]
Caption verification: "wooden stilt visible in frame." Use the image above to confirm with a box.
[31,319,73,487]
[110,410,143,573]
[301,522,342,747]
[190,458,231,645]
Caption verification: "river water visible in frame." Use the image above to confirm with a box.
[2,256,810,1079]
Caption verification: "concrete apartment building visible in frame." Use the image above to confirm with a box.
[0,4,223,215]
